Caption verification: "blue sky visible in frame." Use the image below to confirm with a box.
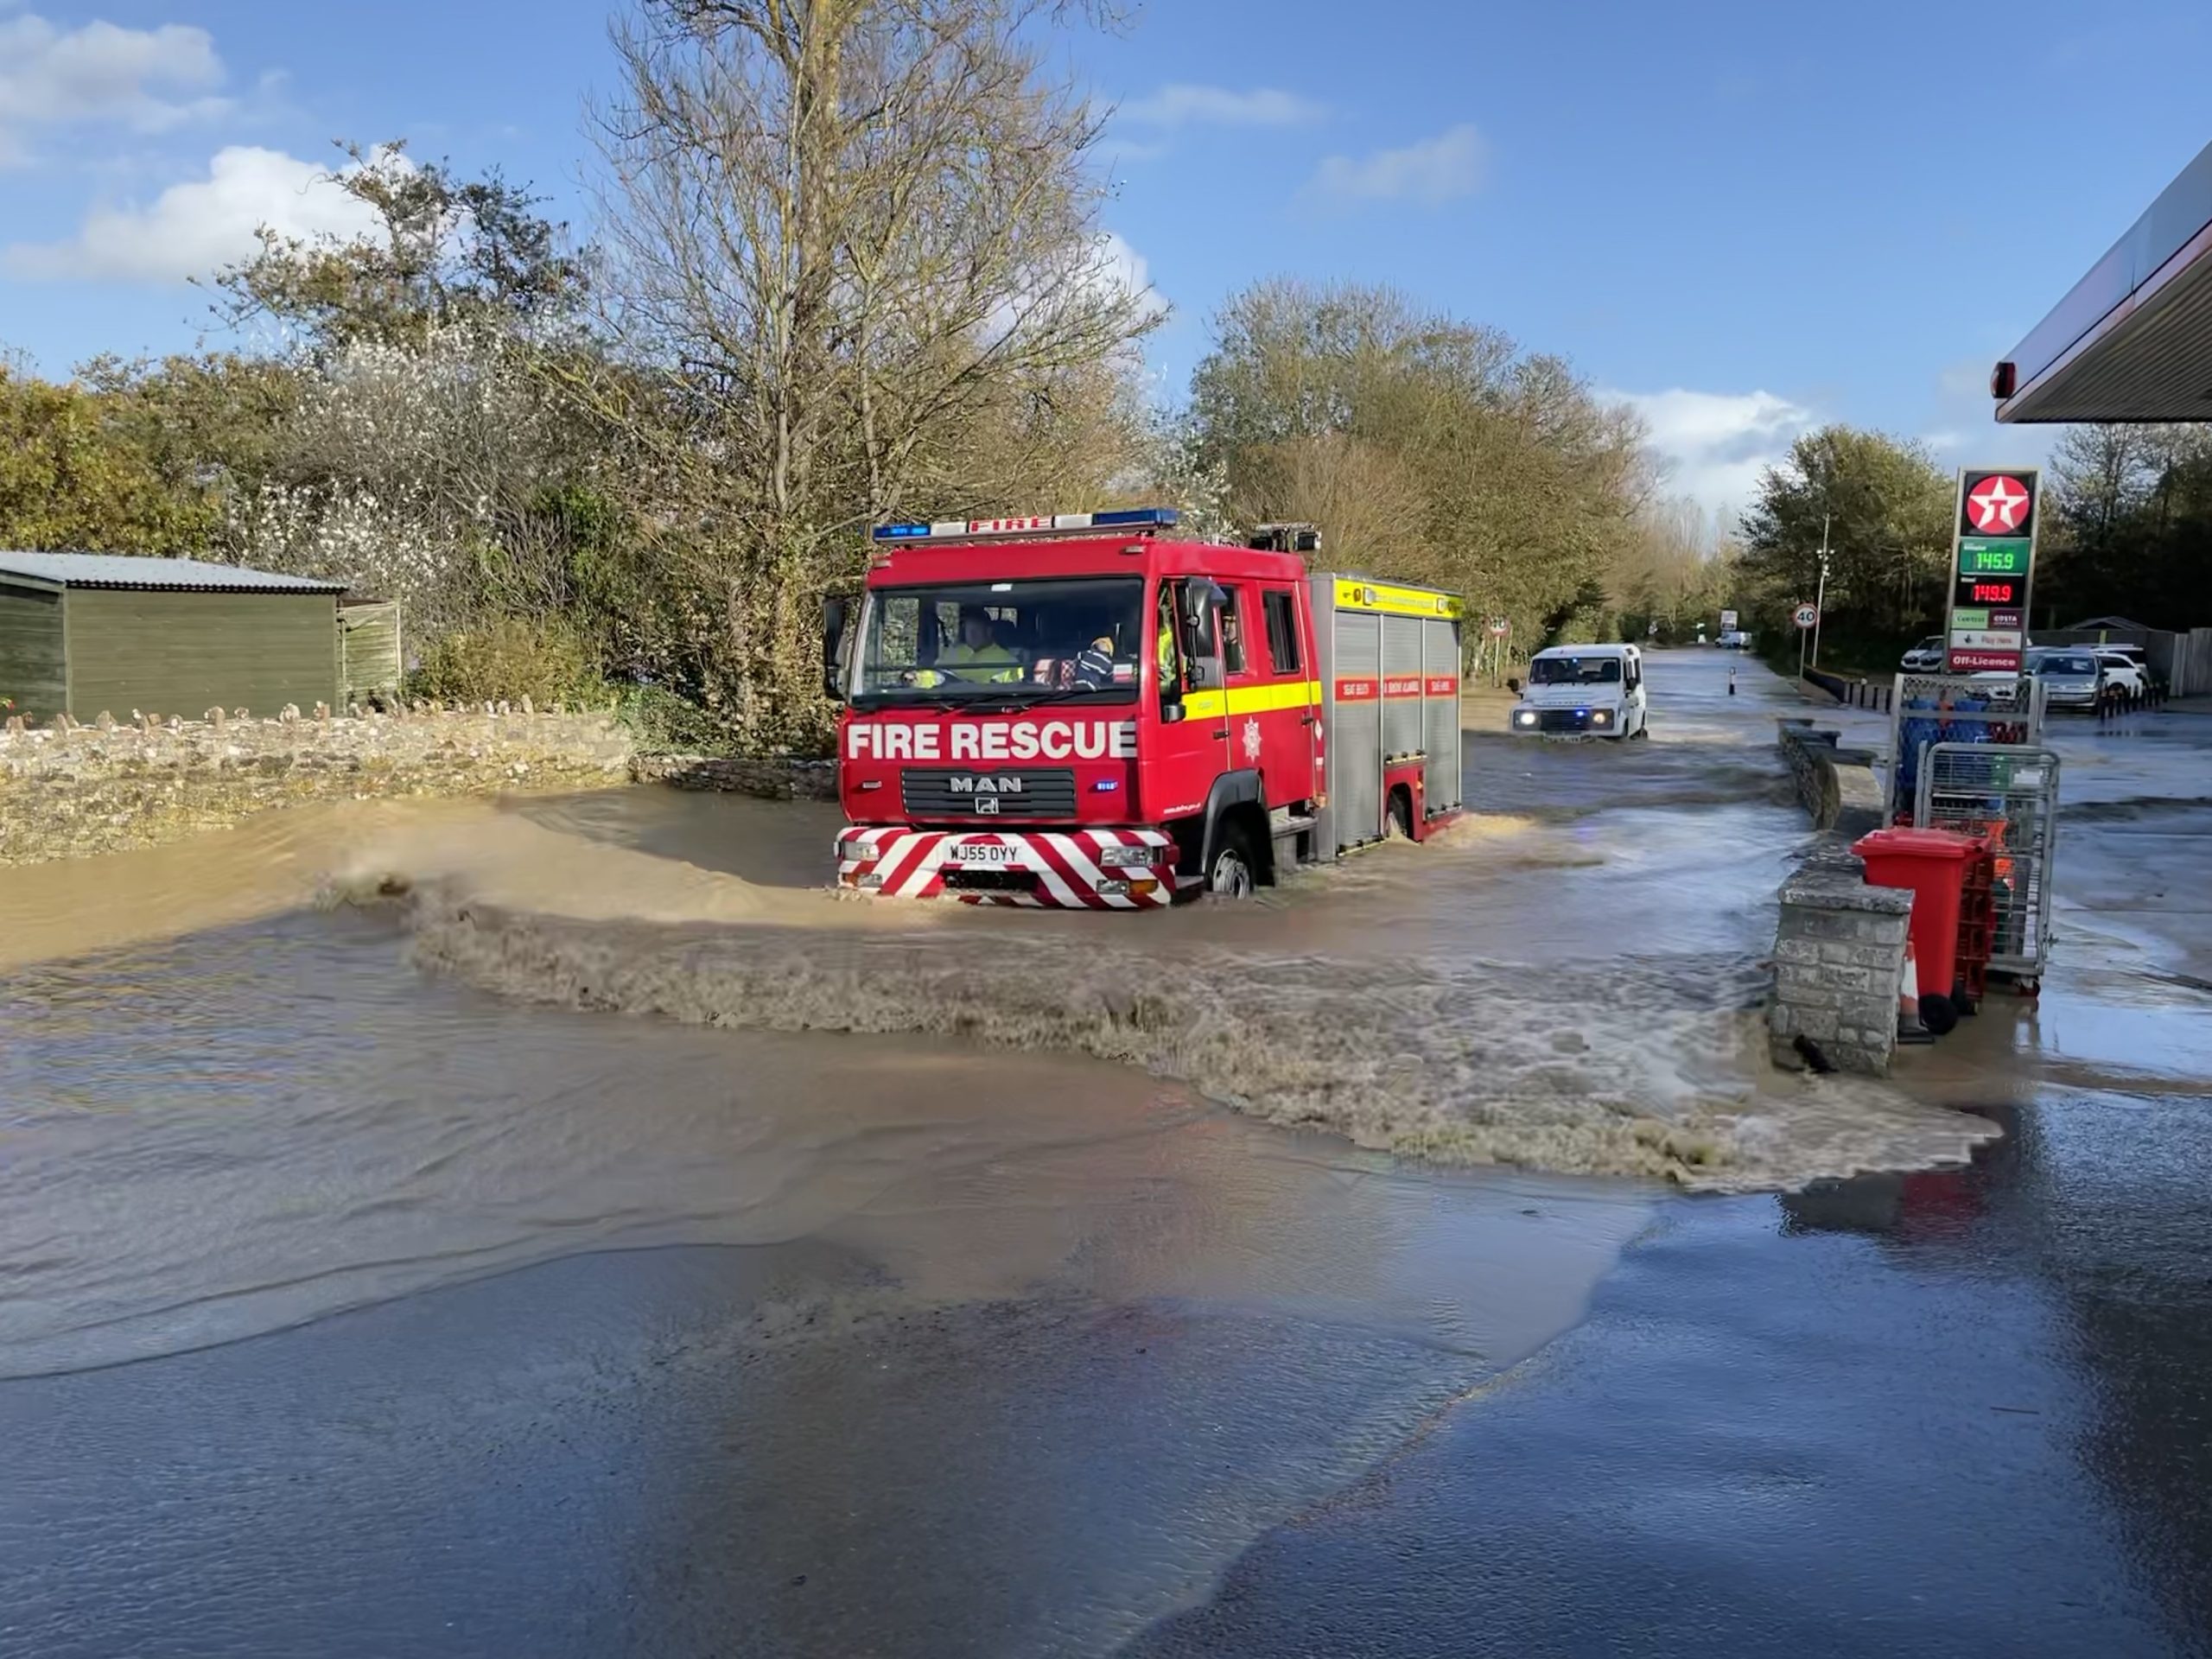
[2,0,2206,521]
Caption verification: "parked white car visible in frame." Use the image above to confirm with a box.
[2094,650,2147,699]
[1900,636,1946,673]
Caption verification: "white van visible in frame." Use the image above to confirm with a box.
[1509,644,1649,739]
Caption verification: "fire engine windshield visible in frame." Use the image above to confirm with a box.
[1529,655,1623,686]
[853,577,1144,703]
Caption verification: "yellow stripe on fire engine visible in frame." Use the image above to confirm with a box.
[1332,580,1465,620]
[1182,680,1323,719]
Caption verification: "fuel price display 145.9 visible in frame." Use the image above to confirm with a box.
[1957,537,2030,575]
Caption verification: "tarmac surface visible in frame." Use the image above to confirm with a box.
[3,651,2209,1657]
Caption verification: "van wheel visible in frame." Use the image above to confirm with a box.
[1206,825,1256,898]
[1630,716,1650,740]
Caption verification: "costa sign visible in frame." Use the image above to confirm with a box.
[846,718,1136,763]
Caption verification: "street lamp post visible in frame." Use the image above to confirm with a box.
[1810,514,1832,668]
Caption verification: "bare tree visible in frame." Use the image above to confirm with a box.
[593,0,1159,741]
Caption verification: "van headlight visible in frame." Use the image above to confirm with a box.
[1590,708,1613,727]
[1513,709,1538,728]
[1097,842,1156,868]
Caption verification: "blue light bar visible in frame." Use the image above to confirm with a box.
[870,507,1179,543]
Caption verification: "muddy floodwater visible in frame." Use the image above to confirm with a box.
[0,653,1991,1382]
[6,652,2211,1657]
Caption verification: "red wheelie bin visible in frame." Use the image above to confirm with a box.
[1851,827,1986,1034]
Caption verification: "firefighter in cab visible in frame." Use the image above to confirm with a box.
[938,605,1023,683]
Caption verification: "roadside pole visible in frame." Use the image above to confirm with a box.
[1810,515,1832,666]
[1794,602,1819,678]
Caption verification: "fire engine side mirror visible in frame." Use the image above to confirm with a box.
[1185,579,1228,635]
[821,595,849,702]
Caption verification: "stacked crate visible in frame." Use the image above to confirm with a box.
[1955,841,1999,1004]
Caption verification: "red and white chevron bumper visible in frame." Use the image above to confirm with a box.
[835,826,1179,907]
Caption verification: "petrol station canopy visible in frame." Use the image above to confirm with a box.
[1994,140,2212,423]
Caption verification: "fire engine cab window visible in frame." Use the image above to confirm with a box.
[855,578,1142,702]
[1262,590,1301,674]
[1218,587,1247,674]
[1529,656,1622,686]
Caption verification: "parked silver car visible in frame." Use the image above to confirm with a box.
[2028,649,2105,711]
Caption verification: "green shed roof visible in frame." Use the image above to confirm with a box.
[0,552,346,594]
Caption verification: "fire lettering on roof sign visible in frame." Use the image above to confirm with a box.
[846,720,1136,762]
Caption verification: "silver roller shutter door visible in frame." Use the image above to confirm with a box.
[1382,614,1425,760]
[1422,616,1461,810]
[1332,609,1382,851]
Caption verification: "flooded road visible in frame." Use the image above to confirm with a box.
[3,652,2208,1655]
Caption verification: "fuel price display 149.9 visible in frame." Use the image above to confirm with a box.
[1956,573,2023,607]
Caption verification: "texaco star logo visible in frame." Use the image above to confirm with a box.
[1965,474,2032,534]
[1241,716,1262,763]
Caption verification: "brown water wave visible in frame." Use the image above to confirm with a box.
[389,874,1996,1193]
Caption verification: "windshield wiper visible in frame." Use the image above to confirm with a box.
[966,685,1122,713]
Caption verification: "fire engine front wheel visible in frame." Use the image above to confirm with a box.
[1205,827,1256,899]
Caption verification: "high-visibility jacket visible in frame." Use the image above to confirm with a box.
[938,642,1022,683]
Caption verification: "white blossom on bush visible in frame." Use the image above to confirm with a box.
[220,323,575,632]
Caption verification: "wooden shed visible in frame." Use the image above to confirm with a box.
[0,553,346,723]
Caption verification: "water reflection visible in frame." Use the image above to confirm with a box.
[1778,1093,2212,1653]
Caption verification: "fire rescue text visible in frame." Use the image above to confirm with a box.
[844,719,1140,763]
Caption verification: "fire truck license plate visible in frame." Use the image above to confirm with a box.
[956,839,1018,864]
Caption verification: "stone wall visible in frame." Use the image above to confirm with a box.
[0,703,634,865]
[1803,667,1894,714]
[1777,718,1886,838]
[630,753,838,801]
[1769,847,1913,1076]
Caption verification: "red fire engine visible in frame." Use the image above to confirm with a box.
[821,508,1465,907]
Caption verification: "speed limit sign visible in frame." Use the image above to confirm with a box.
[1793,604,1818,630]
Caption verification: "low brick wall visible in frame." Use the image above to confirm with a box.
[630,753,837,801]
[0,703,634,865]
[1777,719,1885,838]
[1770,848,1914,1075]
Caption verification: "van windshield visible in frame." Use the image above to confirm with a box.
[853,577,1143,704]
[1529,655,1623,686]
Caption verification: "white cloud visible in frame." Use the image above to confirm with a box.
[1118,84,1325,129]
[1095,231,1153,305]
[1307,124,1486,207]
[1608,387,1818,523]
[5,145,386,283]
[0,13,229,160]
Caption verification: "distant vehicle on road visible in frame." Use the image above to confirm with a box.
[1717,629,1751,650]
[2027,649,2105,711]
[1901,636,1946,672]
[1510,644,1649,739]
